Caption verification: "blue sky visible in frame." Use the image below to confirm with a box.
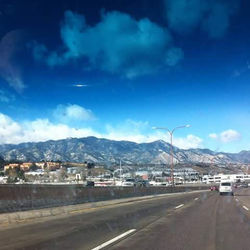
[0,0,250,153]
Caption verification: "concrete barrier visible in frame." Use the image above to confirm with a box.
[0,189,209,226]
[0,184,209,213]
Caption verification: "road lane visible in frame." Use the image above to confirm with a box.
[235,187,250,212]
[110,188,250,250]
[0,190,209,250]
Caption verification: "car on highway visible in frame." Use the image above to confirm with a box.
[240,183,248,188]
[121,178,136,187]
[219,182,234,196]
[149,180,170,186]
[210,185,219,191]
[136,180,150,187]
[86,181,95,187]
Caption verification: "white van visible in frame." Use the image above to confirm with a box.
[219,182,234,196]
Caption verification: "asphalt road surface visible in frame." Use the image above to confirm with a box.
[0,188,249,250]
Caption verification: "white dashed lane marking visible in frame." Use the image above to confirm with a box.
[175,204,184,209]
[243,206,249,211]
[91,229,136,250]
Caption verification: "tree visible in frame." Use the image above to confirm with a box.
[6,167,25,182]
[87,163,95,169]
[17,169,25,180]
[58,167,67,182]
[29,163,38,171]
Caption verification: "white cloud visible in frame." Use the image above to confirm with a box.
[209,133,218,139]
[72,84,88,87]
[173,134,203,149]
[53,104,95,123]
[104,131,202,149]
[0,113,100,144]
[209,129,241,143]
[31,10,183,78]
[102,120,202,149]
[220,129,241,143]
[103,119,152,142]
[0,113,22,144]
[22,119,100,143]
[0,112,202,149]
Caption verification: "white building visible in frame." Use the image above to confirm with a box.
[202,174,250,184]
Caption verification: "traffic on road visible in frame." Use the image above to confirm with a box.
[0,186,249,250]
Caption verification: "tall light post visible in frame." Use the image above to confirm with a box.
[152,125,190,187]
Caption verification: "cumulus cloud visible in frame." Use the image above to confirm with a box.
[220,129,241,142]
[0,113,100,144]
[0,113,22,143]
[173,134,203,149]
[21,119,99,143]
[165,0,240,38]
[0,113,202,149]
[53,104,95,123]
[104,119,151,142]
[209,133,218,139]
[31,10,183,78]
[103,119,202,149]
[209,129,241,143]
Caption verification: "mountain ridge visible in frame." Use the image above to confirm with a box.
[0,136,248,165]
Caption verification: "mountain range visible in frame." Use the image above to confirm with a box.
[0,136,249,165]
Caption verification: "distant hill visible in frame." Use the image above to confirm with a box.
[0,136,247,165]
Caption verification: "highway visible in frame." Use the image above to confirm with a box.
[0,188,249,250]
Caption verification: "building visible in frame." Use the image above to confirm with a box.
[20,162,34,171]
[35,162,46,169]
[135,171,149,180]
[4,163,20,172]
[202,174,250,184]
[25,169,44,176]
[45,162,61,170]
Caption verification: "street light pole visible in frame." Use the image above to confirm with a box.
[170,130,174,187]
[152,125,190,187]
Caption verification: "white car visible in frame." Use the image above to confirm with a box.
[219,182,234,196]
[121,178,136,187]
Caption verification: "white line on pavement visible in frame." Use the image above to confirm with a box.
[235,199,239,202]
[91,229,136,250]
[194,198,199,201]
[175,204,184,209]
[243,206,249,211]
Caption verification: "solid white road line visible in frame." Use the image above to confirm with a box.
[91,229,136,250]
[194,198,199,201]
[175,204,184,209]
[243,206,249,211]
